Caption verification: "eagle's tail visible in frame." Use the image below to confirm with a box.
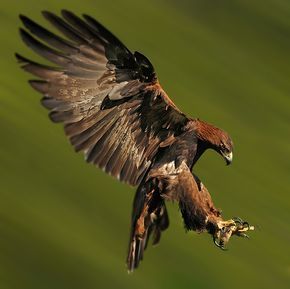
[127,180,169,272]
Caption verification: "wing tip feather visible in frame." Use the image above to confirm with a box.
[41,10,53,19]
[15,52,26,63]
[29,79,49,93]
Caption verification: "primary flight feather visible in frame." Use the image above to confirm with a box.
[17,10,254,272]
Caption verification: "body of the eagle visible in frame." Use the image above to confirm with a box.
[17,10,254,272]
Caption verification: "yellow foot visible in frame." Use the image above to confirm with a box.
[214,217,254,250]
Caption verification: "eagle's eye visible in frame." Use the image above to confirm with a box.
[220,142,230,153]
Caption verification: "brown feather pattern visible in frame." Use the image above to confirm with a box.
[17,10,240,273]
[17,10,189,186]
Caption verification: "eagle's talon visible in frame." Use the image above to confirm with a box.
[213,217,254,250]
[213,237,228,250]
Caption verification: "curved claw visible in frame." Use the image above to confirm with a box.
[232,218,254,232]
[232,217,244,225]
[220,246,228,251]
[213,237,228,251]
[242,221,249,229]
[213,237,219,247]
[236,232,250,238]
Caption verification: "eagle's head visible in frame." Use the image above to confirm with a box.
[215,131,233,166]
[193,119,234,165]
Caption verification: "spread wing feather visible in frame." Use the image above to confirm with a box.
[17,10,189,186]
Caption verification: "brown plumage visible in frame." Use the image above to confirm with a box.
[17,10,254,272]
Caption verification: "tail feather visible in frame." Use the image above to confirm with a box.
[127,203,169,272]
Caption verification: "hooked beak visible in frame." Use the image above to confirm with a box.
[222,151,233,165]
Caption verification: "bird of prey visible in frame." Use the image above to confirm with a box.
[17,10,254,272]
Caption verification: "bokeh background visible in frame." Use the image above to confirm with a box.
[0,0,290,288]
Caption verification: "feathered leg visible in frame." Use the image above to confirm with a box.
[127,178,169,272]
[178,171,254,250]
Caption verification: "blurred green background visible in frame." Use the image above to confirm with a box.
[0,0,290,288]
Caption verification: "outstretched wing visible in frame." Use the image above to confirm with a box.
[17,10,189,186]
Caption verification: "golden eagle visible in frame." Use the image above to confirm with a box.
[16,10,254,272]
